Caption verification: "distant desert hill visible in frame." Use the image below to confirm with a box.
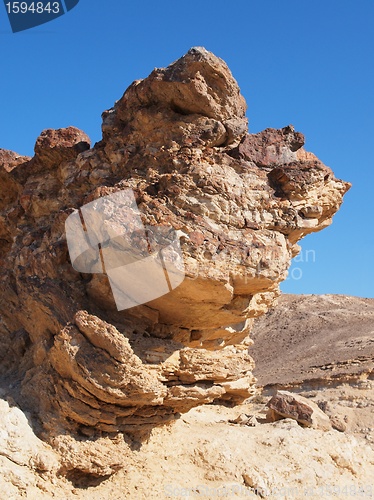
[250,294,374,387]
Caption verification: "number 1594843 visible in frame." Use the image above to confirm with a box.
[5,2,60,14]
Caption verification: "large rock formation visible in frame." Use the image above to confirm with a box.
[0,48,350,474]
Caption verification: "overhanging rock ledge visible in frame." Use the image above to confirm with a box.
[0,47,350,475]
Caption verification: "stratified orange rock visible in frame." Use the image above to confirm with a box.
[0,47,350,476]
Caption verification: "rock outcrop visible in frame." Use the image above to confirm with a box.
[0,47,350,475]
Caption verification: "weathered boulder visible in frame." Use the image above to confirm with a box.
[0,47,350,474]
[266,390,332,431]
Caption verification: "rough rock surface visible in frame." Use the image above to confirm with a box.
[1,299,374,498]
[0,48,350,476]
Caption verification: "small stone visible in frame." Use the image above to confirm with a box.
[330,416,347,432]
[229,414,258,426]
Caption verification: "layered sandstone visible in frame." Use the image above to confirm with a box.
[0,47,350,475]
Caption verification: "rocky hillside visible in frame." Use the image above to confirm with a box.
[251,293,374,465]
[251,294,374,387]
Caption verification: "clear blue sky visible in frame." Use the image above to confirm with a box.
[1,1,373,298]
